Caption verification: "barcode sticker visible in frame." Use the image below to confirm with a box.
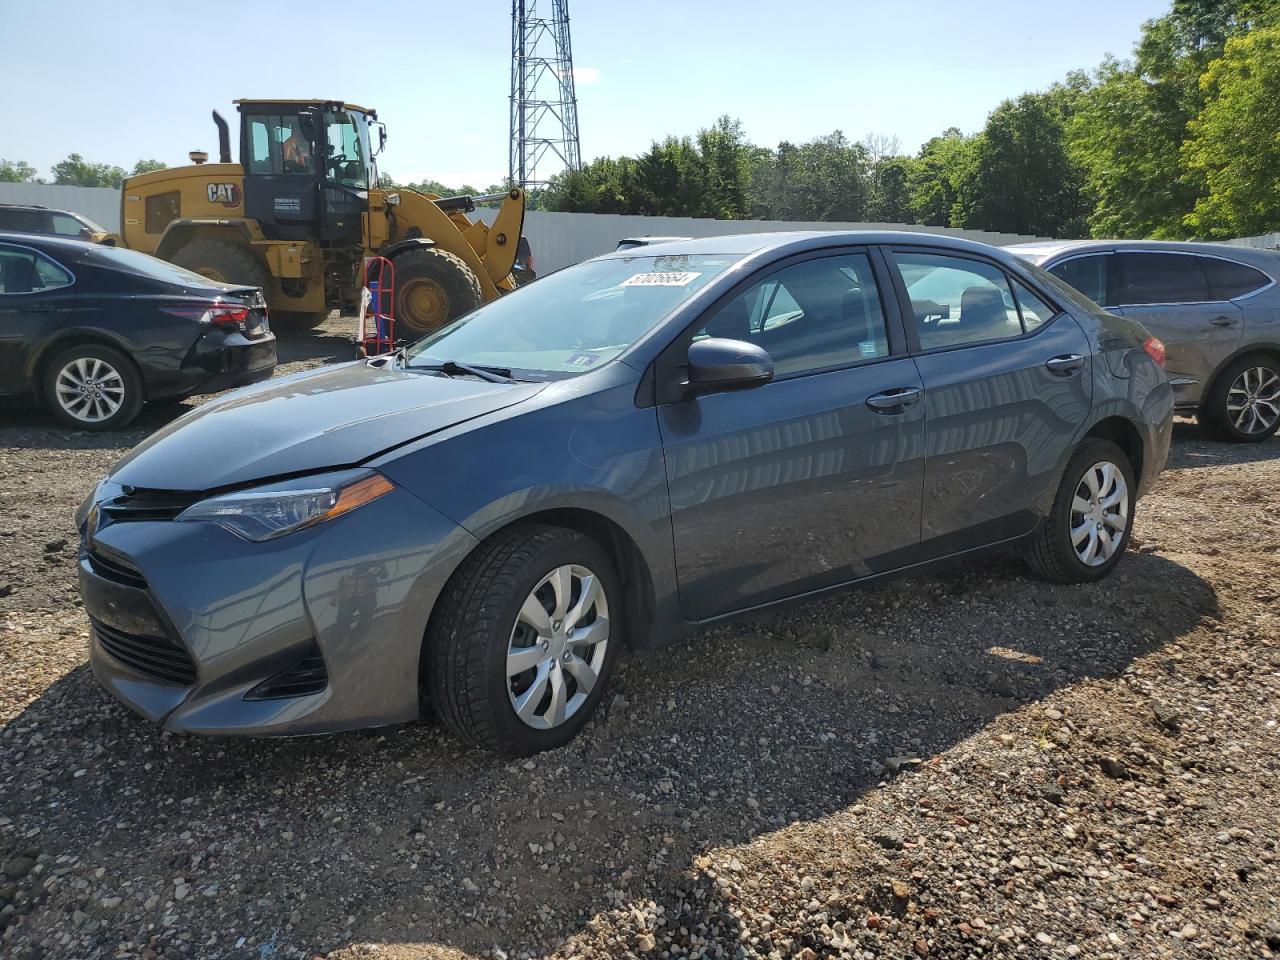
[621,271,702,287]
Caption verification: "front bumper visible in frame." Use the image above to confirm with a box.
[79,484,477,736]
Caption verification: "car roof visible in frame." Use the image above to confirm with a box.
[0,231,97,254]
[1007,238,1280,269]
[599,230,1036,264]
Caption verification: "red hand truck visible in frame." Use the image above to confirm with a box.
[358,256,395,357]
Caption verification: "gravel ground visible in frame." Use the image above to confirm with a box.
[1,316,1278,960]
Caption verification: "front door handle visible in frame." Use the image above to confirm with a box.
[865,386,922,412]
[1045,354,1084,375]
[1210,315,1236,328]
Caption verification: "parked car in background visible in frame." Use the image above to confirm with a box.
[615,235,691,251]
[77,231,1171,755]
[512,236,537,286]
[0,233,275,430]
[0,202,117,245]
[1010,240,1280,442]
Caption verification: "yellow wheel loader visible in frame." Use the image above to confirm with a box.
[119,100,525,334]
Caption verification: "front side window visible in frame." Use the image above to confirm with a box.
[693,253,890,377]
[1202,257,1272,300]
[1047,254,1110,305]
[1116,253,1209,305]
[893,251,1022,349]
[50,213,88,237]
[405,253,742,379]
[0,245,72,294]
[323,109,371,189]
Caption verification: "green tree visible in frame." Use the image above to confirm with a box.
[51,153,128,188]
[1182,25,1280,236]
[750,132,871,222]
[907,128,975,226]
[0,159,40,183]
[694,116,752,219]
[131,159,167,176]
[867,156,915,224]
[956,92,1091,236]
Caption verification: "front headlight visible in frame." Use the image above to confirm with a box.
[176,470,395,542]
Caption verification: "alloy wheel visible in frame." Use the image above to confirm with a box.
[55,357,126,424]
[1070,461,1129,567]
[506,564,610,729]
[1226,365,1280,436]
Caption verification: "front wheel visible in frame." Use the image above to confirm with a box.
[1025,438,1136,583]
[425,525,620,755]
[393,247,483,337]
[1199,355,1280,443]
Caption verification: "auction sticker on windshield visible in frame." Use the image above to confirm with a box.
[621,271,702,287]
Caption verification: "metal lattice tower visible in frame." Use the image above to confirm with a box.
[509,0,581,189]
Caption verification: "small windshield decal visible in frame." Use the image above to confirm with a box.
[566,352,603,368]
[621,271,702,288]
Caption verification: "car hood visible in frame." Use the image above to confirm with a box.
[110,361,546,491]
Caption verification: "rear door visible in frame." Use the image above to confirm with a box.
[0,242,77,395]
[1111,252,1243,389]
[885,247,1092,559]
[656,248,925,620]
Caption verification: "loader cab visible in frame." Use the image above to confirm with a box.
[237,100,375,249]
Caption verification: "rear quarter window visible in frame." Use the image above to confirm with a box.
[1202,257,1272,300]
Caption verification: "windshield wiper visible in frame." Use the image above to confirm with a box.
[413,359,517,384]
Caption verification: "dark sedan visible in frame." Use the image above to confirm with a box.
[0,232,276,430]
[77,231,1172,755]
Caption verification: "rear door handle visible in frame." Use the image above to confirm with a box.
[865,386,922,412]
[1045,354,1084,375]
[1210,316,1236,327]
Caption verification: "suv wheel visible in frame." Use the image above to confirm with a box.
[42,344,144,431]
[425,524,620,755]
[1200,355,1280,443]
[1026,438,1136,583]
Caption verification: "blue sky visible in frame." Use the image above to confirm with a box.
[1,0,1169,187]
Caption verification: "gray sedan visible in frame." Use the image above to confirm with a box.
[1010,239,1280,442]
[77,232,1173,755]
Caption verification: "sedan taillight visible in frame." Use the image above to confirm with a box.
[163,301,250,328]
[1142,336,1167,369]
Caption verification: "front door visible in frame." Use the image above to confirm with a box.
[657,250,925,621]
[886,247,1093,558]
[0,243,77,395]
[241,110,320,241]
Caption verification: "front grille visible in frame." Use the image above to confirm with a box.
[246,643,328,700]
[85,546,148,590]
[99,487,202,524]
[92,618,197,686]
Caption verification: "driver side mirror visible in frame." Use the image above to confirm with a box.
[686,338,773,395]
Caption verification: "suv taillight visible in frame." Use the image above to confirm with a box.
[1142,336,1167,368]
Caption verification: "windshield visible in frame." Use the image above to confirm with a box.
[404,253,741,378]
[324,109,372,189]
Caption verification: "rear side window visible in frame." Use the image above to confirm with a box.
[1116,253,1209,305]
[1012,280,1057,332]
[0,245,73,294]
[1202,257,1272,300]
[0,208,45,233]
[892,251,1022,349]
[1047,254,1109,305]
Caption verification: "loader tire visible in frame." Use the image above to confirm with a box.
[393,247,483,337]
[171,239,270,291]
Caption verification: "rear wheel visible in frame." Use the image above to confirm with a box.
[425,524,620,755]
[1199,355,1280,443]
[393,247,483,337]
[1025,438,1135,583]
[170,238,269,290]
[42,343,144,431]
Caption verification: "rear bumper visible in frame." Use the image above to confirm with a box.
[79,484,478,736]
[151,332,277,400]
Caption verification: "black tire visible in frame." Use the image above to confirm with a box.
[393,247,483,337]
[170,238,270,290]
[1025,438,1136,584]
[42,343,144,431]
[272,310,331,331]
[1198,354,1280,443]
[425,524,621,755]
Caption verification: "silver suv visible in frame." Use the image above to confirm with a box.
[1010,240,1280,442]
